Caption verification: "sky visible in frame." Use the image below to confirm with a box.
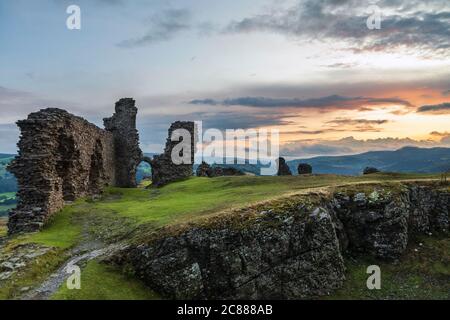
[0,0,450,158]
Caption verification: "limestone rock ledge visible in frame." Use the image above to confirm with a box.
[117,207,345,299]
[112,182,449,300]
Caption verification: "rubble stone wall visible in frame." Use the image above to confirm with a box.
[8,98,142,234]
[150,121,196,187]
[104,98,142,188]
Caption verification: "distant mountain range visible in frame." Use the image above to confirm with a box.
[287,147,450,175]
[1,147,450,193]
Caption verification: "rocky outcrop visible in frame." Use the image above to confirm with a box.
[0,243,54,281]
[298,163,312,175]
[151,122,196,187]
[115,202,346,300]
[212,166,245,177]
[113,182,449,300]
[331,185,449,260]
[363,167,380,175]
[8,99,142,234]
[196,162,245,178]
[276,157,292,176]
[196,162,212,177]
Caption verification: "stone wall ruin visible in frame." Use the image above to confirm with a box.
[104,98,143,188]
[8,99,142,234]
[149,121,196,187]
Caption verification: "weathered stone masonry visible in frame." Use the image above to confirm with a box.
[149,121,196,187]
[104,98,143,188]
[8,99,142,235]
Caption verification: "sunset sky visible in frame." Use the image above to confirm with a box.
[1,0,450,157]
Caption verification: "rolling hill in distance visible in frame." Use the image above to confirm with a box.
[1,147,450,191]
[288,146,450,175]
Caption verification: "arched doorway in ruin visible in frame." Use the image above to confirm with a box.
[56,130,77,201]
[136,156,152,186]
[88,139,104,195]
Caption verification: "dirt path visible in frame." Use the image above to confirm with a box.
[21,242,125,300]
[19,214,127,300]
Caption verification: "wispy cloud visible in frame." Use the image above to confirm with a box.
[417,102,450,114]
[189,95,414,111]
[327,119,389,125]
[326,118,390,132]
[225,0,450,56]
[117,9,191,48]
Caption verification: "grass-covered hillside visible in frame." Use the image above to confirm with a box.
[289,147,450,175]
[0,154,17,217]
[0,173,448,300]
[16,172,442,247]
[0,192,16,217]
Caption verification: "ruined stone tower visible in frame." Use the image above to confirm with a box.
[8,99,142,234]
[150,121,196,187]
[104,98,143,188]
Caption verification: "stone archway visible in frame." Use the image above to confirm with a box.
[136,156,153,185]
[88,139,104,195]
[56,130,78,201]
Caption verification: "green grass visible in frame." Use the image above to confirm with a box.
[0,192,16,199]
[327,236,450,300]
[91,174,440,226]
[0,204,15,217]
[51,260,159,300]
[22,203,86,249]
[0,248,68,300]
[0,217,6,237]
[0,192,16,217]
[8,174,442,250]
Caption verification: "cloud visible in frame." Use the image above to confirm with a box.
[327,119,389,125]
[225,0,450,56]
[321,62,358,69]
[430,131,450,144]
[417,102,450,114]
[281,135,449,158]
[285,130,326,135]
[52,0,125,7]
[443,90,450,96]
[135,109,297,153]
[117,9,191,48]
[326,118,390,132]
[189,95,413,111]
[0,124,19,154]
[430,131,450,137]
[0,87,62,124]
[188,111,295,130]
[96,0,124,5]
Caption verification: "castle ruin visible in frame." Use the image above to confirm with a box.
[149,121,196,187]
[8,98,193,235]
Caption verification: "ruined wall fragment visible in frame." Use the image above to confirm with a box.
[8,98,143,234]
[8,108,116,234]
[151,121,196,187]
[104,98,143,188]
